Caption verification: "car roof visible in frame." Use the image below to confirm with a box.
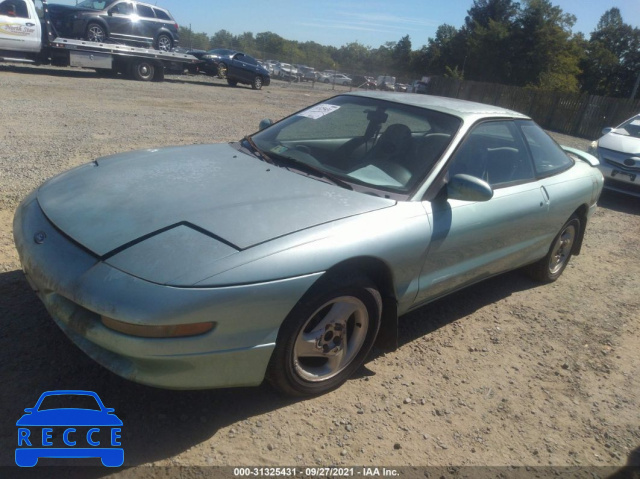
[344,91,530,121]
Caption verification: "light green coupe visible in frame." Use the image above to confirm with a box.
[14,92,604,396]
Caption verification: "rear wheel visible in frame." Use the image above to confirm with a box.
[129,60,155,82]
[267,273,381,396]
[252,75,263,90]
[525,215,580,282]
[86,23,106,43]
[156,33,172,51]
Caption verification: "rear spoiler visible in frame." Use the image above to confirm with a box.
[561,146,599,167]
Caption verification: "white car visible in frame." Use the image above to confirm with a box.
[325,74,351,86]
[274,62,298,79]
[589,114,640,197]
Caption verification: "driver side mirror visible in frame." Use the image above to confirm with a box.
[259,119,273,131]
[447,174,493,202]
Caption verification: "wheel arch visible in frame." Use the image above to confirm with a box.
[85,18,110,37]
[571,203,589,255]
[322,256,399,352]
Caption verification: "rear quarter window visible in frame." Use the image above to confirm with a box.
[519,121,573,177]
[135,4,154,18]
[153,8,170,20]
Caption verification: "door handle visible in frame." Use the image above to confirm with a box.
[26,23,36,27]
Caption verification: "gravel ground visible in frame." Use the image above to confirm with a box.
[0,64,639,475]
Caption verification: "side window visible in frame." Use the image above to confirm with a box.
[244,56,257,66]
[0,0,30,18]
[519,121,573,177]
[448,121,536,189]
[153,8,170,20]
[135,4,155,18]
[110,2,134,15]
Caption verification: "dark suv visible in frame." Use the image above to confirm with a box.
[49,0,179,51]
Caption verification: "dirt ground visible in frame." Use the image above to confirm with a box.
[0,64,638,476]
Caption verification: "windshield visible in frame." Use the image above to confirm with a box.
[615,116,640,138]
[37,394,102,411]
[76,0,116,10]
[249,95,461,194]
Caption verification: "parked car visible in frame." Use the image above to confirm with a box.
[295,65,316,82]
[48,0,180,51]
[325,73,352,86]
[588,114,640,197]
[351,75,377,89]
[377,75,396,91]
[407,80,429,94]
[395,83,408,92]
[195,48,270,89]
[273,62,298,80]
[14,92,603,397]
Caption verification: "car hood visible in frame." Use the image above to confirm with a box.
[37,144,395,258]
[599,133,640,155]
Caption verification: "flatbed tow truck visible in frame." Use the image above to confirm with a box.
[0,0,198,81]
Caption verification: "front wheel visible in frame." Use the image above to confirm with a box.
[252,75,263,90]
[217,62,227,79]
[86,23,106,43]
[267,273,382,396]
[525,215,580,282]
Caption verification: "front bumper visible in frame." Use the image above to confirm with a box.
[596,148,640,197]
[13,194,322,389]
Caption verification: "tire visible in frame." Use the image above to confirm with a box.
[217,62,227,79]
[129,60,155,82]
[525,215,580,282]
[227,78,237,87]
[324,78,330,84]
[156,33,172,52]
[251,75,263,90]
[86,22,106,43]
[267,273,382,396]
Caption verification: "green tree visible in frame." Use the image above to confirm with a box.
[209,29,234,49]
[580,8,640,98]
[510,0,582,92]
[463,0,520,82]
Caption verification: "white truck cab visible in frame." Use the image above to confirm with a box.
[0,0,42,53]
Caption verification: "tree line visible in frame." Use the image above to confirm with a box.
[179,0,639,98]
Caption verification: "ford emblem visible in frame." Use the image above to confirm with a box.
[624,158,635,167]
[33,232,47,244]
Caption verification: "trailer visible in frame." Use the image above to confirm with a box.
[0,0,198,81]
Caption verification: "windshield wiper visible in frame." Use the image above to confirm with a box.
[269,153,353,190]
[243,136,274,164]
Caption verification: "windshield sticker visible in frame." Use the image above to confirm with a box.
[271,145,289,154]
[297,104,340,120]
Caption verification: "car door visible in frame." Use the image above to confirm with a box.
[132,3,156,44]
[229,53,252,82]
[105,1,134,42]
[414,120,550,306]
[0,0,41,53]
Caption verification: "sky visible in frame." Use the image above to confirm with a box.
[55,0,640,49]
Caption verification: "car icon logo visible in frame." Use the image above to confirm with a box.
[15,390,123,468]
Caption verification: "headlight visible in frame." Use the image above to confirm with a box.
[101,316,215,338]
